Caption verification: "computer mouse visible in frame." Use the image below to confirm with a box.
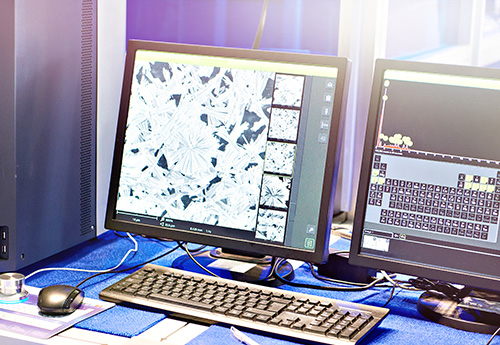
[37,284,84,315]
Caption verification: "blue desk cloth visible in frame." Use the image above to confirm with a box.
[20,231,496,345]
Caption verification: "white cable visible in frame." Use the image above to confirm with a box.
[252,0,270,49]
[380,270,420,291]
[380,270,398,286]
[25,232,139,280]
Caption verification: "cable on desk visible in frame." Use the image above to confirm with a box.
[25,232,139,281]
[177,241,220,278]
[487,326,500,345]
[305,250,395,288]
[177,241,283,284]
[308,257,413,307]
[308,262,372,287]
[76,241,182,288]
[407,277,473,299]
[186,244,208,253]
[380,285,397,308]
[273,259,387,291]
[276,262,401,307]
[380,271,422,291]
[113,230,139,238]
[308,263,397,288]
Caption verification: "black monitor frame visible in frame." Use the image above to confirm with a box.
[350,58,500,292]
[105,40,350,264]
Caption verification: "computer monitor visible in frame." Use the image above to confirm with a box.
[350,58,500,332]
[105,40,350,282]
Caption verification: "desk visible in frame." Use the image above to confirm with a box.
[6,231,496,345]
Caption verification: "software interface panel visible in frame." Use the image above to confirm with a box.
[360,68,500,278]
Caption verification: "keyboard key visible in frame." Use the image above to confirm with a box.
[373,172,496,243]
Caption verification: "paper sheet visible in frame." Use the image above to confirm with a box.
[0,286,114,339]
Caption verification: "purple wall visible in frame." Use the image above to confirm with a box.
[126,0,340,55]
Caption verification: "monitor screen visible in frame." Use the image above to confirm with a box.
[350,59,500,291]
[106,40,350,264]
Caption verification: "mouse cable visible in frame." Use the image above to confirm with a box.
[273,259,387,291]
[76,241,183,288]
[25,232,139,281]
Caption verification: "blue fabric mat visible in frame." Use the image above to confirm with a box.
[19,231,497,344]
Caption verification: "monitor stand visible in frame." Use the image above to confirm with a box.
[417,289,500,333]
[172,248,294,286]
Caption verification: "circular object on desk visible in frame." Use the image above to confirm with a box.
[0,272,29,303]
[417,290,500,334]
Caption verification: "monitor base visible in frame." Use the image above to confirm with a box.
[317,250,376,283]
[417,289,500,333]
[172,248,294,286]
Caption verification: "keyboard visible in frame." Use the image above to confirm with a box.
[99,264,389,344]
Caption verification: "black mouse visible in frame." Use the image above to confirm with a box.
[37,285,84,315]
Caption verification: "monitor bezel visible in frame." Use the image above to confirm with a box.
[105,39,351,264]
[350,58,500,291]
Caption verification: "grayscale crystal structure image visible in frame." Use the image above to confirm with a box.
[117,61,274,231]
[116,58,307,242]
[264,142,297,176]
[255,73,305,241]
[268,108,300,141]
[273,74,304,107]
[256,209,287,242]
[259,175,291,209]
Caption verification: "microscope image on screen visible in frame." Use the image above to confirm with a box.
[116,59,310,244]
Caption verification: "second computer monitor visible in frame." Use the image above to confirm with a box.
[351,58,500,292]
